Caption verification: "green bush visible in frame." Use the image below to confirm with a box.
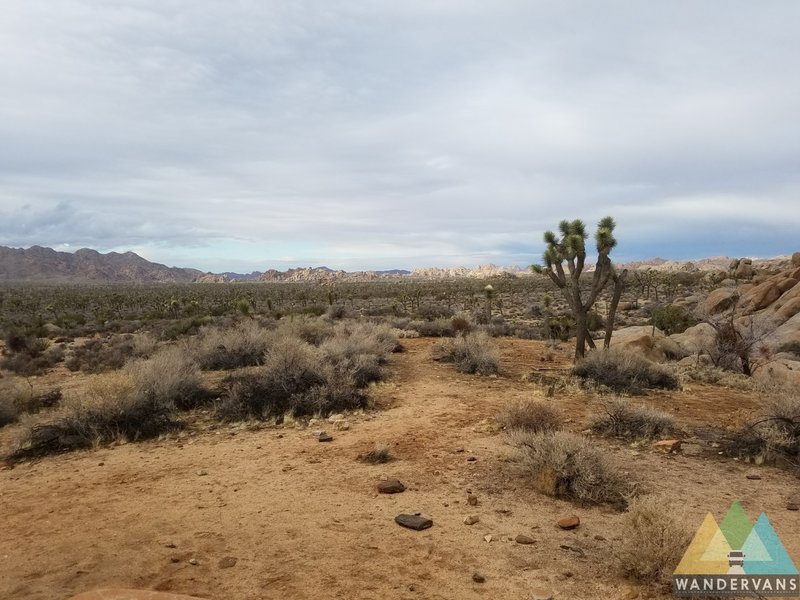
[650,304,696,335]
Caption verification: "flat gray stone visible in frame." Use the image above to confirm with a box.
[395,514,433,531]
[378,479,406,494]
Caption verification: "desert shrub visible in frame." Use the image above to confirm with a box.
[325,304,349,320]
[161,317,210,340]
[218,323,394,421]
[511,430,632,508]
[126,345,207,410]
[277,316,335,346]
[319,322,398,386]
[728,388,800,465]
[0,334,64,376]
[573,349,679,394]
[65,333,154,373]
[514,325,545,340]
[590,398,676,440]
[650,304,696,335]
[408,318,454,337]
[616,496,692,584]
[193,321,274,370]
[217,337,327,421]
[499,399,561,433]
[586,310,605,332]
[0,378,22,427]
[450,315,472,336]
[480,315,513,337]
[13,373,177,457]
[547,315,575,341]
[358,445,393,464]
[434,331,499,375]
[415,304,454,320]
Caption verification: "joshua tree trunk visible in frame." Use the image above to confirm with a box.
[604,269,628,349]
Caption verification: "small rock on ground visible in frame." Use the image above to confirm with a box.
[472,572,485,583]
[515,534,536,545]
[218,556,237,569]
[787,503,799,511]
[557,515,580,530]
[318,433,333,442]
[463,515,479,525]
[467,494,478,506]
[377,479,406,494]
[395,514,433,531]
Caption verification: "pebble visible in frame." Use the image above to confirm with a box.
[787,503,799,511]
[467,494,478,506]
[557,515,580,530]
[746,474,762,480]
[189,558,199,566]
[196,470,208,477]
[164,542,177,549]
[318,433,333,442]
[377,480,406,494]
[218,556,237,569]
[515,534,536,545]
[484,534,493,543]
[472,572,486,583]
[463,515,479,525]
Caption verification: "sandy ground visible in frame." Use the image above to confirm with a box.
[1,338,799,600]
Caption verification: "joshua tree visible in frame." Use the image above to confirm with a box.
[532,216,626,360]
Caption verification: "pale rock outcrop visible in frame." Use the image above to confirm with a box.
[609,326,684,362]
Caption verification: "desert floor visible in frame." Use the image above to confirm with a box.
[2,338,798,600]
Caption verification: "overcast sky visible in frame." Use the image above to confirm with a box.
[1,1,799,272]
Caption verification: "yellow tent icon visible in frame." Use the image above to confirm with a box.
[675,513,731,575]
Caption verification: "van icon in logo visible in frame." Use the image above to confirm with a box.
[673,500,799,596]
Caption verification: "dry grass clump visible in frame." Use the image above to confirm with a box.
[13,372,176,457]
[510,430,633,509]
[729,384,800,466]
[434,331,499,375]
[591,398,676,440]
[126,345,207,410]
[193,321,274,370]
[573,349,679,394]
[0,378,22,427]
[277,316,335,346]
[408,319,454,338]
[358,445,393,464]
[499,399,561,433]
[616,495,693,585]
[0,378,62,428]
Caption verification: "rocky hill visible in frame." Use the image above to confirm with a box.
[0,246,202,283]
[616,255,792,273]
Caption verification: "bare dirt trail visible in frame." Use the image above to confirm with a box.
[1,338,798,600]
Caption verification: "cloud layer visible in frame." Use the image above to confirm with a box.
[2,1,799,271]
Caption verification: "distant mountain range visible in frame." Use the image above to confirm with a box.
[0,245,794,283]
[0,246,202,283]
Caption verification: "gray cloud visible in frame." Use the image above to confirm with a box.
[1,1,798,271]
